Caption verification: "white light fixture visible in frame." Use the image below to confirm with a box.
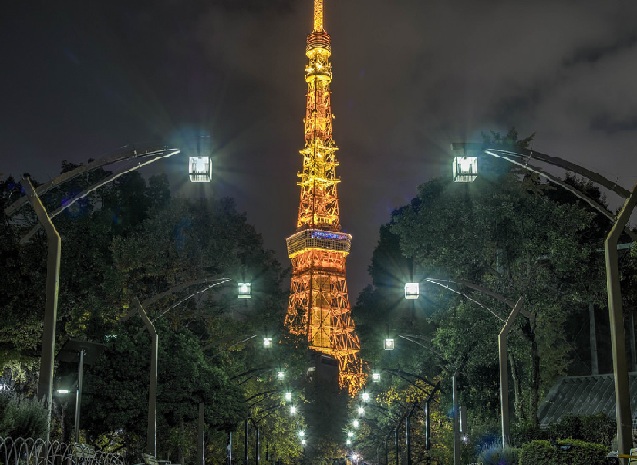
[372,372,381,382]
[285,391,292,402]
[301,439,307,446]
[290,405,297,415]
[384,338,395,351]
[404,282,420,299]
[277,370,285,380]
[56,389,71,394]
[189,156,212,183]
[347,431,354,438]
[357,406,365,416]
[452,156,478,183]
[353,419,360,428]
[346,439,352,445]
[263,337,273,349]
[299,430,306,438]
[361,392,370,402]
[238,282,252,299]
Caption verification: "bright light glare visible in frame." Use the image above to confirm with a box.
[358,406,365,415]
[277,370,285,380]
[290,405,297,415]
[347,431,354,438]
[453,156,478,183]
[263,337,273,349]
[361,392,370,402]
[372,372,381,382]
[189,157,211,183]
[285,391,292,402]
[384,338,395,351]
[352,419,360,428]
[346,439,352,445]
[299,430,306,438]
[404,282,419,299]
[238,282,252,299]
[56,389,71,394]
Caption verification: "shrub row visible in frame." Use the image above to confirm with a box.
[519,439,608,465]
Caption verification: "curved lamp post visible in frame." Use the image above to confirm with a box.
[404,277,528,447]
[127,277,250,458]
[6,147,181,441]
[451,142,637,461]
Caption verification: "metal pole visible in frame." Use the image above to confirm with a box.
[244,419,249,465]
[424,401,430,451]
[135,299,157,457]
[197,402,205,465]
[605,183,637,463]
[255,424,260,465]
[499,298,523,447]
[228,431,233,465]
[453,373,460,465]
[394,426,399,465]
[74,349,84,443]
[405,410,412,465]
[23,176,61,442]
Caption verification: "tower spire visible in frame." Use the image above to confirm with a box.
[285,0,366,396]
[313,0,324,31]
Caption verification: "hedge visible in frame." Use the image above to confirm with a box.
[519,439,608,465]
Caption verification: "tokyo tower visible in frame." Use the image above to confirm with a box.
[285,0,365,395]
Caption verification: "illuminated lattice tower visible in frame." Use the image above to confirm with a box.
[285,0,365,395]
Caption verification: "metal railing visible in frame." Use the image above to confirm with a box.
[0,437,125,465]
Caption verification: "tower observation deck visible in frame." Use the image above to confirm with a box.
[285,0,365,395]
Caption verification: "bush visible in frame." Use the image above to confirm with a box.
[476,444,520,465]
[547,413,615,446]
[519,439,608,465]
[0,393,48,439]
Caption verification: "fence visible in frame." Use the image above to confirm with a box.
[0,436,126,465]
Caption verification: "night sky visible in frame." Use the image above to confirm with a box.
[2,1,637,297]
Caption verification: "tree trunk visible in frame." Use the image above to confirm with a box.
[508,352,524,422]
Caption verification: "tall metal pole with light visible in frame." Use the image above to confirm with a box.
[21,176,60,442]
[6,148,181,441]
[451,142,637,461]
[405,278,527,446]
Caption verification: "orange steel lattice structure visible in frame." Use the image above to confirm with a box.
[285,0,365,395]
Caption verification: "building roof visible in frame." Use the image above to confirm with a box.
[538,373,637,428]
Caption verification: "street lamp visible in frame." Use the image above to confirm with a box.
[452,156,478,183]
[189,156,212,182]
[450,141,637,460]
[126,276,250,457]
[238,282,252,299]
[404,283,419,300]
[404,277,526,446]
[5,146,181,440]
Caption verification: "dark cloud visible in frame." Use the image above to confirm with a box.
[2,1,637,296]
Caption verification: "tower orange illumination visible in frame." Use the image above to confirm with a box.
[285,0,365,395]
